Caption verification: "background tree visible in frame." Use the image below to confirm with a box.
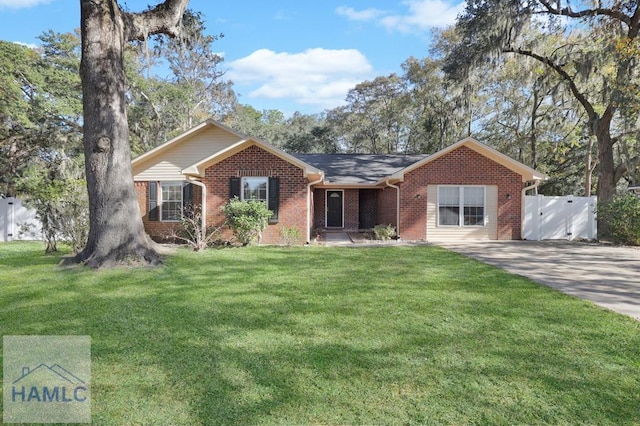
[444,0,640,206]
[281,112,338,153]
[328,74,410,154]
[222,106,337,153]
[474,53,591,195]
[17,154,88,253]
[154,10,236,129]
[125,10,235,155]
[78,0,189,268]
[402,56,469,153]
[0,34,82,197]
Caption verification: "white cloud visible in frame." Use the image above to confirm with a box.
[0,0,51,8]
[335,6,387,22]
[338,0,465,33]
[228,48,374,109]
[385,0,466,32]
[13,41,38,49]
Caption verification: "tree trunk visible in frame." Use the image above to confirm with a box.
[584,135,596,198]
[593,118,617,203]
[592,116,617,239]
[77,0,188,268]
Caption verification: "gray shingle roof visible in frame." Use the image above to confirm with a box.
[293,154,428,184]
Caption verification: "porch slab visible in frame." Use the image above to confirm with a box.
[322,232,353,245]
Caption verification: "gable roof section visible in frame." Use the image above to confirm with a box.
[295,154,427,185]
[132,119,244,166]
[183,139,322,178]
[132,119,321,181]
[388,137,549,183]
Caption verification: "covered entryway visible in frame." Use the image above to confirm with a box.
[359,189,377,229]
[326,190,344,228]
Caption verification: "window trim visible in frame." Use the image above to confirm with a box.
[159,181,184,222]
[230,176,279,224]
[437,185,486,228]
[240,176,269,203]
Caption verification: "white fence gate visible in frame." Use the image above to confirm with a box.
[0,198,42,242]
[523,195,597,241]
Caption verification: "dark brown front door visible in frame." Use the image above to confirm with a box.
[326,190,343,228]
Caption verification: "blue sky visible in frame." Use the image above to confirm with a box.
[0,0,465,116]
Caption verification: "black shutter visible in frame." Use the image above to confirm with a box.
[148,182,158,221]
[268,177,279,222]
[183,183,193,217]
[229,177,241,199]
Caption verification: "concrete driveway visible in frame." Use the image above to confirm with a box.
[435,240,640,321]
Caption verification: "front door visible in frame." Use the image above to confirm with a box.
[326,190,344,228]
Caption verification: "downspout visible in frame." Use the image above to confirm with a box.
[187,177,207,241]
[306,173,324,244]
[384,178,401,239]
[520,179,540,240]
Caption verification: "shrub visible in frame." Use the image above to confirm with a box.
[222,197,273,246]
[597,194,640,245]
[280,225,302,246]
[373,224,397,241]
[164,205,224,251]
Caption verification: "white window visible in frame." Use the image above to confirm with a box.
[161,181,183,221]
[242,177,268,202]
[438,186,460,226]
[438,186,485,227]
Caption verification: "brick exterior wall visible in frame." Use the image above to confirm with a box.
[312,188,325,231]
[398,145,523,241]
[377,186,399,229]
[136,181,203,242]
[359,189,378,229]
[136,145,309,245]
[343,189,359,230]
[202,145,308,244]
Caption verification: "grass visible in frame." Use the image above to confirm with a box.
[1,241,639,425]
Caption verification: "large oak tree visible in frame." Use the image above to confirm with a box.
[78,0,189,268]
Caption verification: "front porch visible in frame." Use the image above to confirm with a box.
[311,187,398,233]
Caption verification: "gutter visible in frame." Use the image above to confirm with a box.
[520,179,541,240]
[384,178,401,239]
[307,173,325,244]
[187,177,207,241]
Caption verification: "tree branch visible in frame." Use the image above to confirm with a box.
[502,46,598,121]
[123,0,190,42]
[614,161,628,183]
[538,0,632,26]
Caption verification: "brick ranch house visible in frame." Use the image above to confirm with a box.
[132,119,548,244]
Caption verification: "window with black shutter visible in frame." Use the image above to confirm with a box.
[268,177,279,223]
[230,176,279,223]
[229,177,241,199]
[183,183,193,217]
[148,181,158,221]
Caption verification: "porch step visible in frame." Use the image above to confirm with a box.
[323,232,353,245]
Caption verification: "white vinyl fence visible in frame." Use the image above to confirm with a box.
[523,195,597,241]
[0,198,42,242]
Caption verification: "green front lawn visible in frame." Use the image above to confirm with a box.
[1,242,638,425]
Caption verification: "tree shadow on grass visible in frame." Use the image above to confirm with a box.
[1,245,639,424]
